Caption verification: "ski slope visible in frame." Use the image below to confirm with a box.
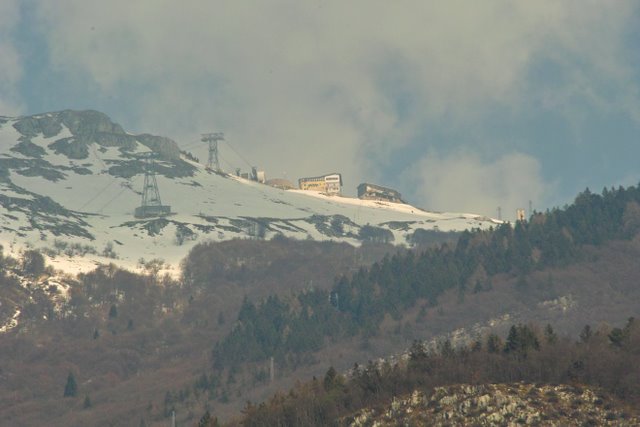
[0,111,500,275]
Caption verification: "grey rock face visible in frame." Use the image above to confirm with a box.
[12,110,181,161]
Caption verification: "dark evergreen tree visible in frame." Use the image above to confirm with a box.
[504,324,539,356]
[323,366,338,391]
[64,372,78,397]
[512,221,533,272]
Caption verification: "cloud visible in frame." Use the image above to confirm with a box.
[405,151,550,220]
[28,1,639,204]
[0,0,24,115]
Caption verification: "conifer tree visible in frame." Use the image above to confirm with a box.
[64,372,78,397]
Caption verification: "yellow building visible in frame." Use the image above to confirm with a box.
[298,173,342,195]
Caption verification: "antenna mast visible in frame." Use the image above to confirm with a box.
[201,132,224,171]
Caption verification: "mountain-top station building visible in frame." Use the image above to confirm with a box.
[235,166,266,183]
[357,183,405,204]
[298,173,343,195]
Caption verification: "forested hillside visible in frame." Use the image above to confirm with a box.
[211,185,640,371]
[0,239,415,426]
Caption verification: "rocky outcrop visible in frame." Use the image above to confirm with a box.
[14,110,123,140]
[12,110,181,160]
[345,383,639,426]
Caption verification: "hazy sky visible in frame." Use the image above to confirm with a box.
[2,1,640,219]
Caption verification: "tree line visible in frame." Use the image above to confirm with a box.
[212,184,640,368]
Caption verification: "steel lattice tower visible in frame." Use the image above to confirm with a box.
[201,132,224,171]
[141,154,162,208]
[134,153,171,218]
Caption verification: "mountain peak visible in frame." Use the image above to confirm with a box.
[14,109,124,139]
[0,109,499,275]
[10,109,180,161]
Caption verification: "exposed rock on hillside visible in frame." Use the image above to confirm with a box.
[13,110,181,160]
[345,383,639,426]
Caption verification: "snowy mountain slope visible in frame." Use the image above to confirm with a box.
[0,110,500,274]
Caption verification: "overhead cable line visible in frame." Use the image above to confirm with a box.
[223,140,253,169]
[97,182,134,214]
[79,177,119,211]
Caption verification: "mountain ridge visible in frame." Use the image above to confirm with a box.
[0,109,499,275]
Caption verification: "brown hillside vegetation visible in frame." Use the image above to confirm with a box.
[229,318,640,426]
[391,236,640,346]
[0,239,407,427]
